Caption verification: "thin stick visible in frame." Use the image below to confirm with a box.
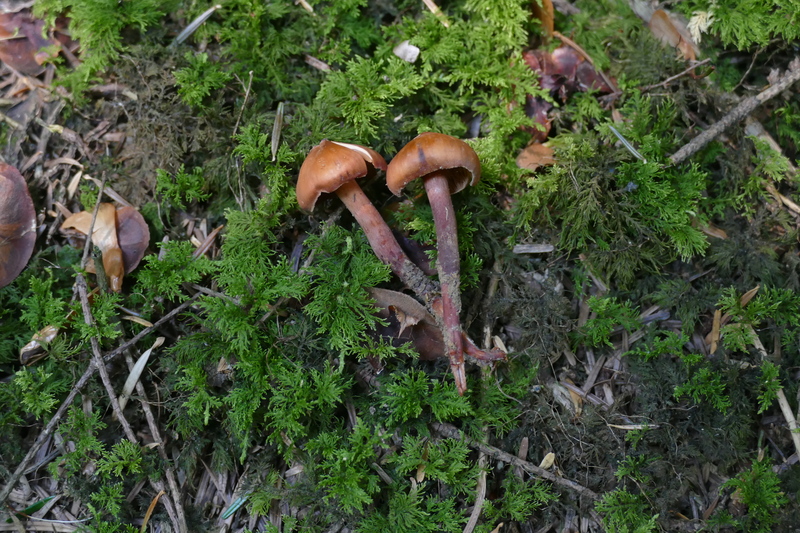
[640,58,712,91]
[462,452,487,533]
[670,58,800,165]
[432,422,599,499]
[0,295,200,507]
[122,349,187,531]
[748,325,800,460]
[232,71,254,139]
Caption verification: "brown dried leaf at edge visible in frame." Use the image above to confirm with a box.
[648,9,698,61]
[0,163,36,288]
[0,10,62,75]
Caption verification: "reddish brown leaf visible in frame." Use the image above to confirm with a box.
[0,11,60,75]
[369,287,444,360]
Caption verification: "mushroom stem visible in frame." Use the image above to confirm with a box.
[334,179,499,395]
[423,174,466,395]
[334,180,439,301]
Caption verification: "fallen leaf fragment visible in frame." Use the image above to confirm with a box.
[0,10,60,75]
[516,142,556,171]
[118,337,165,411]
[0,162,36,288]
[368,287,444,360]
[648,9,698,61]
[539,452,556,469]
[19,324,59,365]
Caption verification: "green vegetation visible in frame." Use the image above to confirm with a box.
[1,0,799,530]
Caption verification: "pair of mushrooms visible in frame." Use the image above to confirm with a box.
[296,133,504,394]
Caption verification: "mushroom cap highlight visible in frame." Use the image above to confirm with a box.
[296,140,387,211]
[386,132,481,196]
[0,163,36,288]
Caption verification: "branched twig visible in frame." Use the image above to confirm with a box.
[431,422,599,500]
[641,58,712,92]
[0,295,200,507]
[670,58,800,165]
[121,348,187,532]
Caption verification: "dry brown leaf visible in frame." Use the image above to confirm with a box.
[539,452,556,469]
[516,142,556,171]
[563,377,583,416]
[709,308,722,354]
[368,287,444,360]
[648,9,698,61]
[697,221,728,239]
[531,0,554,40]
[19,324,59,365]
[0,11,60,75]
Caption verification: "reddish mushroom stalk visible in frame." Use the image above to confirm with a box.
[423,174,466,393]
[334,180,439,300]
[386,132,482,395]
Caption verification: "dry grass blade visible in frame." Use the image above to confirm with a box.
[117,337,165,411]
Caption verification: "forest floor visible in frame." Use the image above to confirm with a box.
[2,0,800,532]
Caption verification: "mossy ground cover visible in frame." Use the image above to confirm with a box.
[1,0,800,531]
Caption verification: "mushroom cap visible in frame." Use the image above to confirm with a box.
[296,140,388,212]
[386,132,481,196]
[0,163,36,288]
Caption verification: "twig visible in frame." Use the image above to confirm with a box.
[0,295,200,507]
[232,71,254,139]
[462,432,488,533]
[121,348,188,531]
[421,0,450,27]
[640,58,712,91]
[747,325,800,460]
[71,182,184,530]
[431,422,599,499]
[670,58,800,165]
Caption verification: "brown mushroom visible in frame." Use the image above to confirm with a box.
[0,163,36,288]
[60,204,150,292]
[297,140,439,300]
[386,132,480,395]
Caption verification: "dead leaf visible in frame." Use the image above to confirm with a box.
[539,452,556,469]
[709,309,721,354]
[0,10,61,75]
[648,9,698,61]
[368,287,444,360]
[0,162,36,288]
[19,324,59,365]
[516,142,556,171]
